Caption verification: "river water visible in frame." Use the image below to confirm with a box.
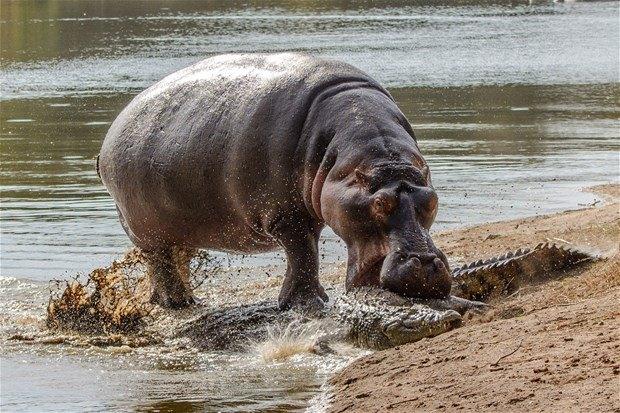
[1,1,618,411]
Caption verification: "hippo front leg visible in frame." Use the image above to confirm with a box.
[144,247,195,309]
[272,220,328,312]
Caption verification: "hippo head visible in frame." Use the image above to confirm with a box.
[319,160,451,299]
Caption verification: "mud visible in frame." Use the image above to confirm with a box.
[45,248,219,335]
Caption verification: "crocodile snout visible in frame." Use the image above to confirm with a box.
[379,307,462,349]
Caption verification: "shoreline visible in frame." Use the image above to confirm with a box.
[435,184,619,260]
[325,183,619,412]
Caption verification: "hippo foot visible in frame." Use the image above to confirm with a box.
[318,284,329,302]
[278,286,328,314]
[150,291,195,309]
[149,286,195,309]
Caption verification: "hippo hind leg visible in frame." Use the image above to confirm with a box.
[272,218,328,312]
[143,247,195,309]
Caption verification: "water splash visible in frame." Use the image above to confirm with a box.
[46,248,220,335]
[251,319,330,362]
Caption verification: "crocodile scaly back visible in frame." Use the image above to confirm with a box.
[451,242,598,301]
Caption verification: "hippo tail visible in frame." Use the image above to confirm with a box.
[95,154,101,180]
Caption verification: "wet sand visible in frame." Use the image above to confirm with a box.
[327,184,619,412]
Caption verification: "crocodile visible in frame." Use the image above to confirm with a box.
[324,243,598,349]
[174,288,483,352]
[46,243,597,351]
[177,242,597,351]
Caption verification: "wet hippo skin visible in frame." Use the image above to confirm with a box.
[99,53,451,309]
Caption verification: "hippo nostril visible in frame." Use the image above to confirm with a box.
[409,252,437,263]
[411,257,422,269]
[433,258,445,271]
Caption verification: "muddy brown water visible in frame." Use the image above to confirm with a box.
[1,0,619,411]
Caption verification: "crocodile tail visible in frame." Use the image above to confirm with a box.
[451,243,598,302]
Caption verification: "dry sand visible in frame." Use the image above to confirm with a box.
[328,184,619,412]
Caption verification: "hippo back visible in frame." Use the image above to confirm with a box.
[98,53,389,250]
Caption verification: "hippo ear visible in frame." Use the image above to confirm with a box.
[354,168,371,187]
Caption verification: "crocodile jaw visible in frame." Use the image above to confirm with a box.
[381,306,462,349]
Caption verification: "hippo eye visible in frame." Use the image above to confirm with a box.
[371,194,396,217]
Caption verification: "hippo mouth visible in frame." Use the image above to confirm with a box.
[349,245,452,299]
[356,252,445,286]
[347,229,453,299]
[380,249,453,299]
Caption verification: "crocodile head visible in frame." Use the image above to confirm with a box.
[332,287,467,350]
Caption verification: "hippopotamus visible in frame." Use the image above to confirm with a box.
[98,53,451,309]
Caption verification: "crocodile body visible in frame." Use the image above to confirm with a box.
[172,243,597,351]
[174,289,480,351]
[48,243,597,351]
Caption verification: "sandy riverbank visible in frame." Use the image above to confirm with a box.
[327,184,619,412]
